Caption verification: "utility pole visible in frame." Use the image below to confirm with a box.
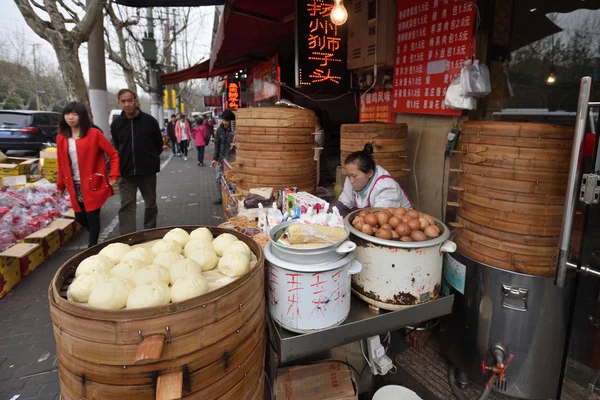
[145,7,160,120]
[172,9,181,114]
[32,44,41,110]
[87,0,109,135]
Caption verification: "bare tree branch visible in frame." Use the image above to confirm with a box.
[56,0,81,24]
[13,0,52,38]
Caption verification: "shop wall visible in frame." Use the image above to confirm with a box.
[395,114,456,220]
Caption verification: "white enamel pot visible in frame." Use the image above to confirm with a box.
[344,210,456,311]
[264,242,362,333]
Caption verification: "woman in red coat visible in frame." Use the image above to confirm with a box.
[56,102,120,247]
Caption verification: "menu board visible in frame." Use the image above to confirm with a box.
[225,80,241,110]
[295,0,348,91]
[253,55,281,102]
[392,0,477,115]
[203,96,221,108]
[360,89,395,123]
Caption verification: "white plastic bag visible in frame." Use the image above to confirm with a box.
[444,77,477,110]
[460,60,491,98]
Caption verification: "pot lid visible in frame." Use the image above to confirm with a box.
[344,210,450,249]
[264,242,355,272]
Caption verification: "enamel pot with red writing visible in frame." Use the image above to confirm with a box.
[264,242,362,334]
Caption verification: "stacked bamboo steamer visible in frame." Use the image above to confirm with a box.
[340,123,409,186]
[453,121,573,277]
[235,107,316,194]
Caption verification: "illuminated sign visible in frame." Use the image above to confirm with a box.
[203,96,221,108]
[391,0,477,115]
[226,80,241,110]
[295,0,347,90]
[360,90,395,123]
[253,55,281,102]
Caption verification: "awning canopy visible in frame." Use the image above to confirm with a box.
[161,59,260,85]
[111,0,223,7]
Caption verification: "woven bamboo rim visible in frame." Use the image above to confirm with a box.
[235,158,313,169]
[458,192,565,216]
[235,135,314,144]
[455,215,560,247]
[462,121,574,140]
[459,199,562,227]
[237,150,314,160]
[236,107,316,119]
[459,172,568,195]
[341,143,407,153]
[457,143,572,162]
[457,181,565,205]
[459,227,558,257]
[459,153,571,172]
[460,163,568,184]
[238,174,315,186]
[237,143,313,152]
[236,118,315,129]
[237,165,314,176]
[457,207,561,236]
[459,134,573,150]
[341,151,409,160]
[236,126,314,135]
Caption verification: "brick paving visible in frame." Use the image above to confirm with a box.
[0,146,222,400]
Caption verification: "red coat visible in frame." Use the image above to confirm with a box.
[56,128,120,212]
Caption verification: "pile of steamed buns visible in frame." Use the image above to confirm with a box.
[66,228,257,310]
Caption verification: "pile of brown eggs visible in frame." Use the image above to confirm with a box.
[351,207,441,242]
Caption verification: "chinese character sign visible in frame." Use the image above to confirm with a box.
[360,89,395,123]
[203,96,221,108]
[392,0,477,115]
[253,55,281,102]
[296,0,348,91]
[226,80,241,110]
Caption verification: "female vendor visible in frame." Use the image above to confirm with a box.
[334,143,412,216]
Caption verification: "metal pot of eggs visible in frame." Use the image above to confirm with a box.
[344,207,456,311]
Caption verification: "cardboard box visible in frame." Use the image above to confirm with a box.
[1,175,27,188]
[39,150,58,168]
[275,359,358,400]
[1,243,45,277]
[0,157,38,176]
[63,208,75,219]
[47,218,78,245]
[283,191,329,217]
[0,249,22,298]
[22,228,61,258]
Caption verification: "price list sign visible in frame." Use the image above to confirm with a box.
[392,0,477,115]
[295,0,348,91]
[360,89,395,123]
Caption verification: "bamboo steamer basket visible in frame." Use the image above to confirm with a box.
[452,121,573,277]
[49,226,266,400]
[235,107,316,194]
[340,123,410,185]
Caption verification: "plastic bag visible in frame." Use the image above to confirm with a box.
[243,193,274,209]
[460,60,491,98]
[444,77,477,110]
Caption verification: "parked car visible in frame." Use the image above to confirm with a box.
[0,110,61,153]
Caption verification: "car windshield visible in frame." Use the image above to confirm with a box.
[0,113,33,127]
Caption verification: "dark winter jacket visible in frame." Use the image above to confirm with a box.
[213,123,234,163]
[110,110,163,177]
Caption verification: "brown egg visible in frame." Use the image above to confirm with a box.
[354,220,365,231]
[394,207,407,216]
[352,217,365,227]
[380,223,393,230]
[395,223,411,237]
[424,214,435,226]
[401,216,413,223]
[372,227,379,234]
[359,210,371,218]
[364,214,378,227]
[424,225,440,238]
[410,230,427,242]
[419,217,430,229]
[361,224,374,235]
[388,216,401,229]
[391,230,400,239]
[388,207,398,214]
[418,212,425,218]
[406,210,420,219]
[408,219,422,231]
[400,236,413,242]
[429,224,441,234]
[376,212,390,226]
[375,228,393,240]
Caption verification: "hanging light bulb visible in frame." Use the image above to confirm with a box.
[545,67,556,85]
[330,0,348,26]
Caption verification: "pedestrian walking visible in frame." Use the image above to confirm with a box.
[193,116,210,167]
[166,114,179,156]
[110,89,163,235]
[175,114,191,161]
[211,109,236,205]
[56,102,120,247]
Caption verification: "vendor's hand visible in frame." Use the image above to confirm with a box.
[211,160,218,168]
[109,179,118,186]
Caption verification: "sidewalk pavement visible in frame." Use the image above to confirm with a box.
[0,147,222,400]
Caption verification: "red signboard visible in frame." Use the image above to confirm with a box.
[226,80,241,110]
[360,90,395,123]
[392,0,477,115]
[253,55,281,102]
[203,96,221,108]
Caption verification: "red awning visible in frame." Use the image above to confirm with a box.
[161,59,260,85]
[112,0,223,6]
[210,0,295,71]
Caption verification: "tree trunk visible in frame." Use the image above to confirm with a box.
[51,40,91,114]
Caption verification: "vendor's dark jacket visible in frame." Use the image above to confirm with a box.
[110,110,163,177]
[213,123,233,163]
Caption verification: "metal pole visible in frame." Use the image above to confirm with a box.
[87,0,109,135]
[555,76,592,287]
[32,44,40,110]
[147,7,160,120]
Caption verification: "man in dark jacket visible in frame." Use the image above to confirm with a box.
[166,114,178,155]
[210,109,236,205]
[111,89,163,234]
